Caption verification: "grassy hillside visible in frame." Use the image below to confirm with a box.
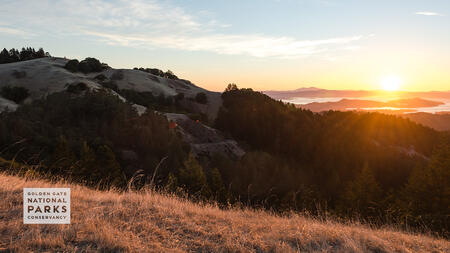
[0,174,448,252]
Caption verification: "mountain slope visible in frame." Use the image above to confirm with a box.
[0,174,448,252]
[0,57,240,161]
[0,57,222,120]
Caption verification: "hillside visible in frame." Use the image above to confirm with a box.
[0,56,244,161]
[403,112,450,132]
[1,174,448,253]
[0,57,222,120]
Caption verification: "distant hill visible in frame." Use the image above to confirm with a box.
[264,87,450,100]
[403,112,450,131]
[297,98,444,112]
[263,87,450,131]
[1,173,448,252]
[293,86,324,92]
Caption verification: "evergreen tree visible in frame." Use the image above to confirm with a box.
[8,48,19,62]
[208,167,227,202]
[50,136,76,173]
[36,48,46,58]
[398,144,450,233]
[95,144,125,187]
[78,141,96,179]
[179,153,210,197]
[341,163,382,217]
[0,48,10,63]
[165,172,179,192]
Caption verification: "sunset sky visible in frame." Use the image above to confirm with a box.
[1,0,449,92]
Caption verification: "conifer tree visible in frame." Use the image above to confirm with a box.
[0,48,9,63]
[165,172,179,192]
[78,141,96,179]
[399,144,449,231]
[342,163,382,217]
[51,136,76,172]
[179,153,210,197]
[95,145,125,187]
[208,167,227,202]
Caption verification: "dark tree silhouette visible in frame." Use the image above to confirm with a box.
[0,47,49,64]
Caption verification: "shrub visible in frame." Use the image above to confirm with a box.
[118,89,156,107]
[164,70,178,80]
[64,59,79,72]
[66,82,88,94]
[65,58,107,73]
[148,68,165,77]
[78,58,103,73]
[0,86,30,104]
[134,67,178,80]
[195,92,208,104]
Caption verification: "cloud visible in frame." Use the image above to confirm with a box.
[0,0,203,34]
[0,27,31,36]
[0,0,364,58]
[414,11,444,16]
[83,30,363,58]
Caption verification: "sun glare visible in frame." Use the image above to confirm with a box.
[380,76,403,91]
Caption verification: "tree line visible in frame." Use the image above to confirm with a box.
[0,47,50,64]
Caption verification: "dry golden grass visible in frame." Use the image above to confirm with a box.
[0,174,448,253]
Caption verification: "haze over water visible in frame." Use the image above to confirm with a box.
[284,96,450,113]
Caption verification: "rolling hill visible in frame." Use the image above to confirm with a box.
[0,57,221,120]
[0,57,245,161]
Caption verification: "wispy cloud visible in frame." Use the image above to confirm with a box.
[83,30,362,58]
[0,0,363,58]
[0,27,30,36]
[414,11,444,16]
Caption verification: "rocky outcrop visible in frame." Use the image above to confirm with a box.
[0,97,18,113]
[165,113,245,160]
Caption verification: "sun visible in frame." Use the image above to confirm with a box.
[380,75,403,91]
